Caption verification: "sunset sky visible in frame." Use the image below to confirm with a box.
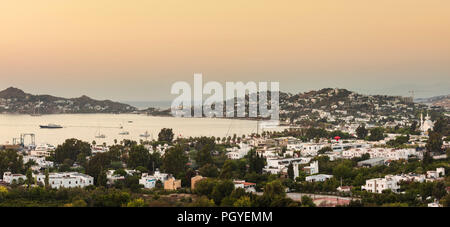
[0,0,449,102]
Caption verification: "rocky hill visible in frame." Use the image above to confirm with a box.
[415,94,450,110]
[0,87,137,114]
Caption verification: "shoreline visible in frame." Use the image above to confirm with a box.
[0,112,273,122]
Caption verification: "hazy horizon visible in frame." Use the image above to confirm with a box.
[1,1,449,101]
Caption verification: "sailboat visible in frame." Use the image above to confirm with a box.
[95,127,106,139]
[95,133,107,139]
[139,131,151,140]
[31,101,42,116]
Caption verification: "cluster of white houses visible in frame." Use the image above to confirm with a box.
[342,148,422,160]
[2,171,94,189]
[361,168,445,194]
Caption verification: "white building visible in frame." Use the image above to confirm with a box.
[300,143,326,157]
[226,142,252,160]
[91,146,109,154]
[361,176,400,193]
[263,157,311,174]
[31,144,55,157]
[106,169,137,185]
[303,161,319,175]
[139,170,170,189]
[426,168,445,179]
[305,174,333,182]
[139,174,157,189]
[145,144,173,155]
[2,172,26,184]
[34,172,94,189]
[342,148,421,161]
[233,180,257,193]
[23,155,54,169]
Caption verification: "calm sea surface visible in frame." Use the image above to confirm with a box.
[0,114,271,146]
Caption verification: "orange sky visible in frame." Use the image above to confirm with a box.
[0,0,449,101]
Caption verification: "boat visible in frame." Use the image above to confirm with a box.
[40,123,63,129]
[119,131,129,135]
[140,131,151,139]
[35,143,56,151]
[95,134,107,139]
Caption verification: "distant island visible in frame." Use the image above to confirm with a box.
[0,87,138,114]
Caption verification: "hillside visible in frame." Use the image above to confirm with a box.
[0,87,137,114]
[279,88,428,125]
[415,94,450,110]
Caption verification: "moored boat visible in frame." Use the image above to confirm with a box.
[39,123,63,129]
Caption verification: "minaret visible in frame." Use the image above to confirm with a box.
[420,112,424,129]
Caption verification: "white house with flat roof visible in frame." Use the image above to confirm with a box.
[263,157,311,174]
[34,172,94,189]
[139,170,170,189]
[305,174,333,182]
[361,176,400,194]
[2,172,26,184]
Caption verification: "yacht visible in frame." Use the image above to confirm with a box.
[95,133,107,139]
[39,123,63,129]
[119,131,130,135]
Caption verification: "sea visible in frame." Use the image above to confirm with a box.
[0,114,283,146]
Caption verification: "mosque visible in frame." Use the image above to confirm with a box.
[420,112,434,134]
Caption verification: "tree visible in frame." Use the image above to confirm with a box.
[158,128,174,143]
[85,152,112,184]
[183,168,197,188]
[194,178,217,196]
[162,145,188,176]
[431,182,446,200]
[54,139,91,164]
[97,168,107,187]
[264,180,286,198]
[318,146,332,154]
[195,147,214,168]
[442,194,450,207]
[332,162,353,180]
[368,127,385,141]
[287,163,294,180]
[300,195,316,207]
[127,145,150,169]
[126,198,146,207]
[433,117,447,134]
[44,168,50,188]
[192,196,216,207]
[410,121,418,132]
[258,180,295,207]
[219,160,235,179]
[426,131,443,154]
[246,150,265,174]
[0,186,8,200]
[199,164,219,178]
[211,180,235,205]
[0,150,24,176]
[233,196,252,207]
[26,168,33,187]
